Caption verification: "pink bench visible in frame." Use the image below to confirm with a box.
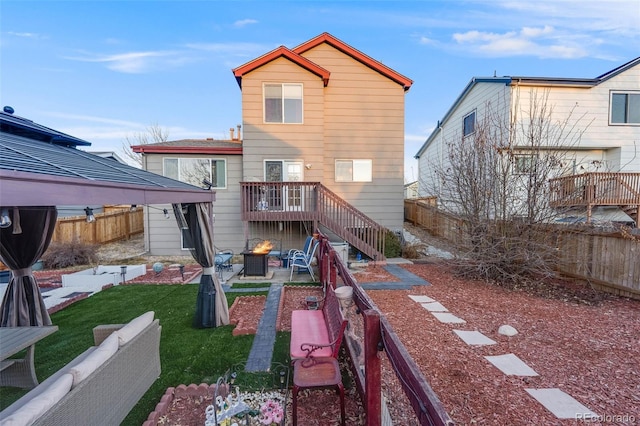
[290,286,347,360]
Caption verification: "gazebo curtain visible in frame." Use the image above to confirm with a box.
[0,206,57,327]
[173,202,229,328]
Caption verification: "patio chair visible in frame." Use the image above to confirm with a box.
[289,239,319,282]
[286,236,314,264]
[214,246,234,278]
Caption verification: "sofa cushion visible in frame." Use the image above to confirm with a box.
[0,373,73,426]
[116,311,154,346]
[69,332,118,387]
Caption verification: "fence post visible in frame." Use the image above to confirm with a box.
[329,250,337,289]
[364,309,381,426]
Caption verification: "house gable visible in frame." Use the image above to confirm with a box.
[232,46,330,88]
[293,32,413,91]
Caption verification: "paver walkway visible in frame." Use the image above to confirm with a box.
[242,283,283,372]
[359,264,430,289]
[406,292,599,419]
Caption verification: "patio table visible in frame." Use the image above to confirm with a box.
[0,326,58,389]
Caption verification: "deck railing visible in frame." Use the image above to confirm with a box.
[549,172,640,207]
[241,182,386,260]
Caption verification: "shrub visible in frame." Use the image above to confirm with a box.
[384,229,402,258]
[402,241,426,259]
[42,241,98,269]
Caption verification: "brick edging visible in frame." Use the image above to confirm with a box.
[143,383,229,426]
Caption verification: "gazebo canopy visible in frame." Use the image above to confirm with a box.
[0,110,214,206]
[0,109,227,328]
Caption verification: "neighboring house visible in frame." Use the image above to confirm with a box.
[404,181,419,199]
[135,32,412,258]
[414,57,640,225]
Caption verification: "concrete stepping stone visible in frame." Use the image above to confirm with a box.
[484,353,539,376]
[525,388,598,419]
[408,295,435,303]
[421,301,448,312]
[453,330,497,346]
[431,312,466,324]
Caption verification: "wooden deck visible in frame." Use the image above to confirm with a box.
[549,172,640,223]
[241,182,386,260]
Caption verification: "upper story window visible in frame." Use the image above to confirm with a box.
[611,92,640,124]
[264,83,303,124]
[335,159,372,182]
[463,111,476,136]
[514,154,537,175]
[163,158,227,189]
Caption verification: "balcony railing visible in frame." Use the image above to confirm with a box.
[549,172,640,208]
[241,182,386,260]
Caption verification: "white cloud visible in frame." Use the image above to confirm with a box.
[43,111,143,128]
[520,25,553,38]
[452,25,588,59]
[7,31,46,39]
[63,50,184,73]
[418,36,437,45]
[414,0,638,60]
[233,19,258,28]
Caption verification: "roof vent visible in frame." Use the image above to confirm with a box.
[3,106,15,114]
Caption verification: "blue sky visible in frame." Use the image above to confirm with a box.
[2,0,639,182]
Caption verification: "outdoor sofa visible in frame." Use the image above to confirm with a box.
[0,311,161,426]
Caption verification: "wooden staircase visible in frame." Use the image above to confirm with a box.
[241,182,386,260]
[316,184,385,261]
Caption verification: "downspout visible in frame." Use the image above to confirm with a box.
[141,154,151,253]
[438,121,443,200]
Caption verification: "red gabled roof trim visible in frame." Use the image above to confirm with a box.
[293,32,413,91]
[132,146,243,155]
[232,46,330,88]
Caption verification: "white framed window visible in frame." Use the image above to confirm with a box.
[335,159,372,182]
[180,228,194,250]
[163,158,227,189]
[610,91,640,124]
[514,154,537,175]
[463,111,476,136]
[264,83,303,124]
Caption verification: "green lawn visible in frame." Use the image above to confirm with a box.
[0,283,291,425]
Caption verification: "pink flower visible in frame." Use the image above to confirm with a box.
[259,399,283,425]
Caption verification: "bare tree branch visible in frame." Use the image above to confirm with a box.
[122,123,169,166]
[421,88,594,284]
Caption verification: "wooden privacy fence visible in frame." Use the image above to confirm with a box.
[404,199,467,245]
[404,199,640,299]
[555,230,640,298]
[316,232,454,426]
[51,207,144,245]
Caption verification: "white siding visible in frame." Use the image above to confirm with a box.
[418,61,640,200]
[418,81,510,200]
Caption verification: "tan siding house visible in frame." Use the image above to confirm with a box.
[136,33,412,258]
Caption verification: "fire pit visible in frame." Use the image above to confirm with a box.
[243,240,273,277]
[243,252,268,277]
